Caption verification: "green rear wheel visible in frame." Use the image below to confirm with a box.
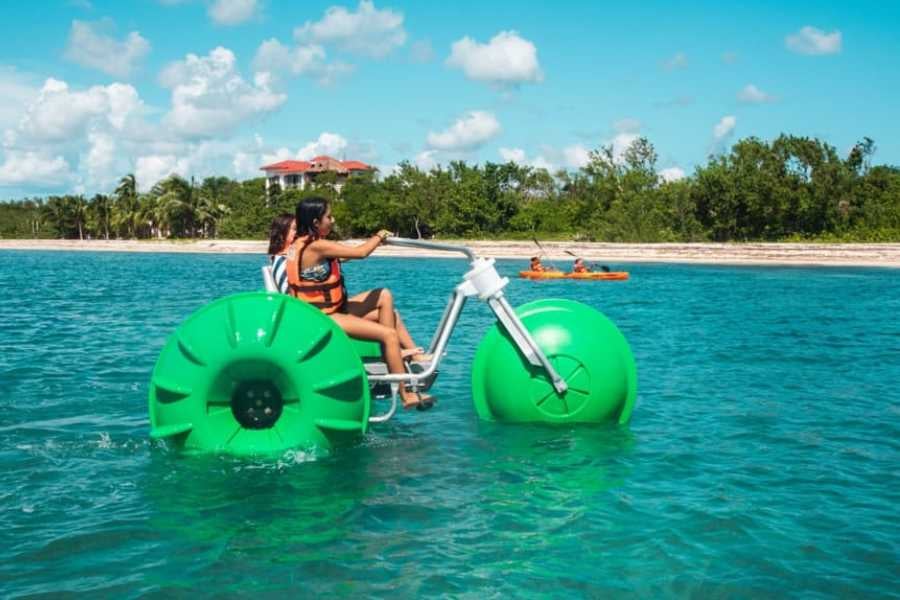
[149,292,370,456]
[472,299,637,424]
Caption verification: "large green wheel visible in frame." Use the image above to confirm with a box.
[472,299,637,424]
[149,292,370,456]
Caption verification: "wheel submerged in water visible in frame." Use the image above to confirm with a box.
[148,292,370,456]
[471,299,637,424]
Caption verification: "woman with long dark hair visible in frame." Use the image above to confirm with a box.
[285,197,434,410]
[267,213,296,294]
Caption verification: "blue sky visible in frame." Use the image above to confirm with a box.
[1,0,898,197]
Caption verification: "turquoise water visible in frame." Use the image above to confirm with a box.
[1,250,898,598]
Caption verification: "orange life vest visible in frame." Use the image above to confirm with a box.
[573,265,588,273]
[285,236,347,314]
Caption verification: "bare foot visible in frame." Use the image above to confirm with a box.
[401,347,424,359]
[402,392,436,411]
[401,347,433,363]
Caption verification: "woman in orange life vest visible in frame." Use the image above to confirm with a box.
[529,256,560,272]
[286,197,435,410]
[572,257,590,273]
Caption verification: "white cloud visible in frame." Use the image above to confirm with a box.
[426,110,500,151]
[252,38,353,86]
[415,149,437,170]
[64,19,150,78]
[610,133,640,163]
[208,0,259,26]
[499,147,526,163]
[659,166,686,182]
[294,0,406,58]
[737,84,775,104]
[662,51,688,70]
[711,115,736,152]
[786,26,842,55]
[80,130,122,188]
[446,31,542,87]
[232,150,260,178]
[0,150,73,186]
[15,78,144,142]
[297,132,348,160]
[713,115,736,140]
[260,146,293,166]
[0,68,39,131]
[563,144,591,169]
[499,147,557,171]
[135,154,193,191]
[160,46,286,139]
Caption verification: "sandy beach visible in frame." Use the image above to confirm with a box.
[1,238,899,267]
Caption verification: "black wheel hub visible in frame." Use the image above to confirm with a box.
[231,380,284,429]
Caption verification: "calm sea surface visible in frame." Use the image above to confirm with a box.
[1,250,898,598]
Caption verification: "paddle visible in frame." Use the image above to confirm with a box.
[563,249,611,272]
[530,238,561,271]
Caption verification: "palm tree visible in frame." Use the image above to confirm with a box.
[69,195,88,240]
[114,174,139,238]
[89,194,113,240]
[41,196,70,238]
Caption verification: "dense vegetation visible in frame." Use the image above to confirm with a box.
[2,135,898,242]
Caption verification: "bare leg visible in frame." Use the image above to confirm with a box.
[346,288,427,357]
[330,312,431,409]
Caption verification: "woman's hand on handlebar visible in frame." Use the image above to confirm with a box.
[376,229,392,242]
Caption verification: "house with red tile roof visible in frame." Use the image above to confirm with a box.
[260,155,374,196]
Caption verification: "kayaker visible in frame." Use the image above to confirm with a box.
[286,197,434,411]
[572,258,590,273]
[530,256,559,272]
[267,213,296,294]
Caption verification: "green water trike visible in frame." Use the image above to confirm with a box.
[148,238,637,456]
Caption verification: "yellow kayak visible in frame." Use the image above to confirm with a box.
[519,271,629,281]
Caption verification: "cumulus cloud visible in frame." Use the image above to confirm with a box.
[659,166,686,182]
[252,38,353,86]
[563,144,591,169]
[662,51,688,70]
[499,147,526,164]
[208,0,259,25]
[414,149,438,170]
[498,147,557,171]
[737,84,775,104]
[15,78,143,142]
[80,130,124,189]
[160,47,286,138]
[297,132,348,160]
[0,68,40,131]
[426,111,501,151]
[0,150,73,186]
[446,31,542,87]
[135,154,192,191]
[64,19,150,78]
[785,26,842,55]
[711,115,737,152]
[294,0,406,58]
[713,115,736,140]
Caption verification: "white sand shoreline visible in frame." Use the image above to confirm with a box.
[1,238,899,268]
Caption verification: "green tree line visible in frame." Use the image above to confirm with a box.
[2,134,898,242]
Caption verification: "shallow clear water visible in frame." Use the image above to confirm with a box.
[1,250,898,598]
